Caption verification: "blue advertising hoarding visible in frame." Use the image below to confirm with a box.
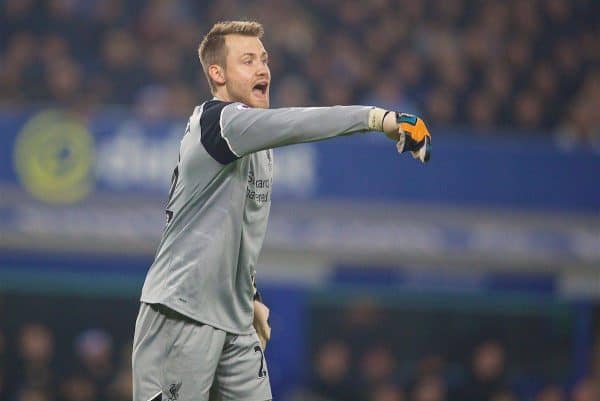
[1,108,599,209]
[0,108,599,269]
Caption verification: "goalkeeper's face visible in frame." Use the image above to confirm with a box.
[223,34,271,108]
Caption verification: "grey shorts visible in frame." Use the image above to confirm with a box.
[132,303,272,401]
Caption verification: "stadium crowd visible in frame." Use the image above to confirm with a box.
[295,300,600,401]
[301,339,599,401]
[0,323,131,401]
[1,301,598,401]
[1,0,598,142]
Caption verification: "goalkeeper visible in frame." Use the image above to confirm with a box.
[132,20,431,401]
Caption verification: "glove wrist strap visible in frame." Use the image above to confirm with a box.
[368,107,388,131]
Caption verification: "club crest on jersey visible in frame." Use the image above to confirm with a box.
[167,382,182,401]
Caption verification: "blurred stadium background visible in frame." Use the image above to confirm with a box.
[0,1,599,401]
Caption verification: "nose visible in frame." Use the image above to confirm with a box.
[256,62,269,79]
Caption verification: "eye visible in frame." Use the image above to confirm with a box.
[244,59,253,65]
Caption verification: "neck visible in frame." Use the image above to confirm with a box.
[213,87,231,102]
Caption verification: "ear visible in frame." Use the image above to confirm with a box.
[208,64,226,86]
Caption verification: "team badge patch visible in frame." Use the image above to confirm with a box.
[167,382,182,401]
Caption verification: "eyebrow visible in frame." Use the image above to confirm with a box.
[241,52,269,58]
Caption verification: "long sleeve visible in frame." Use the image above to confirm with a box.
[220,103,373,157]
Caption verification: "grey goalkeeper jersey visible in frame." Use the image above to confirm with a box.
[140,100,374,334]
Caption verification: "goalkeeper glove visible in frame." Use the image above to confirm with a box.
[395,112,431,163]
[369,108,432,163]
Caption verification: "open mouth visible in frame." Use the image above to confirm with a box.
[252,82,268,96]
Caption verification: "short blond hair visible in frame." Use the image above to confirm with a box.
[198,21,264,93]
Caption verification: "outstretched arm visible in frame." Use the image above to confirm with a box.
[221,103,374,154]
[199,100,431,164]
